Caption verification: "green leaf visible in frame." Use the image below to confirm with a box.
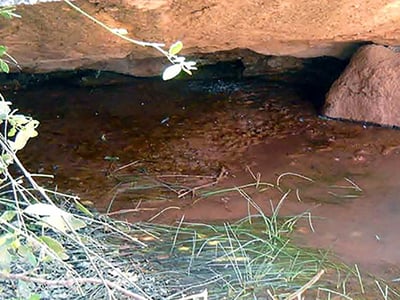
[18,245,37,267]
[168,41,183,56]
[0,12,12,20]
[40,214,86,233]
[162,64,182,81]
[40,214,69,233]
[39,236,69,260]
[104,156,119,161]
[1,154,14,166]
[25,203,85,233]
[10,114,30,125]
[29,294,41,300]
[10,130,30,151]
[0,46,7,57]
[0,210,16,223]
[0,59,9,73]
[0,247,12,271]
[10,237,20,250]
[0,7,17,20]
[182,68,192,76]
[0,101,11,120]
[24,203,64,217]
[74,200,93,217]
[69,216,86,231]
[25,120,40,137]
[10,120,39,151]
[7,126,16,137]
[0,233,15,248]
[17,280,34,299]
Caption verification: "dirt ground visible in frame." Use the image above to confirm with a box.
[6,76,400,284]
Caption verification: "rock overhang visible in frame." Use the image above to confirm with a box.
[0,0,399,77]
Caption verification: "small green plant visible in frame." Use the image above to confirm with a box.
[0,3,198,298]
[0,43,19,73]
[0,8,88,299]
[0,45,10,73]
[63,0,197,81]
[0,7,20,73]
[0,6,20,19]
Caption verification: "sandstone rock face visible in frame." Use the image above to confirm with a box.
[323,45,400,127]
[1,0,400,76]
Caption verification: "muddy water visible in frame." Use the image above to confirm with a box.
[5,76,400,282]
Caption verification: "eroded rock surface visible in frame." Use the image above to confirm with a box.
[323,45,400,127]
[1,0,400,76]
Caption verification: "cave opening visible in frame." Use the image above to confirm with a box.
[2,51,400,288]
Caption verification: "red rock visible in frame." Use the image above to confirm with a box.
[323,45,400,127]
[2,1,400,76]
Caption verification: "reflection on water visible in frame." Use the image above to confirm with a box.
[5,76,400,280]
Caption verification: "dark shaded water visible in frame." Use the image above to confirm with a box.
[4,76,400,282]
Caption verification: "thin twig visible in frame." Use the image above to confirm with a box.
[178,167,227,198]
[344,177,362,192]
[327,192,359,198]
[295,188,302,202]
[111,160,141,174]
[286,269,325,300]
[177,289,208,300]
[0,272,147,300]
[355,264,365,294]
[276,172,314,187]
[105,207,156,217]
[148,206,181,222]
[63,0,170,60]
[156,174,215,179]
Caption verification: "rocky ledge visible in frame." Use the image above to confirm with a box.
[1,0,399,77]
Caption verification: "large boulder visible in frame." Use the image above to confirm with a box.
[323,45,400,127]
[1,1,400,76]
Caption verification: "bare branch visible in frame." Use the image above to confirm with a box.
[0,272,148,300]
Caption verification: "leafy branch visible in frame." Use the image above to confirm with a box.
[63,0,197,80]
[0,4,198,299]
[0,6,20,19]
[0,7,20,72]
[0,44,19,73]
